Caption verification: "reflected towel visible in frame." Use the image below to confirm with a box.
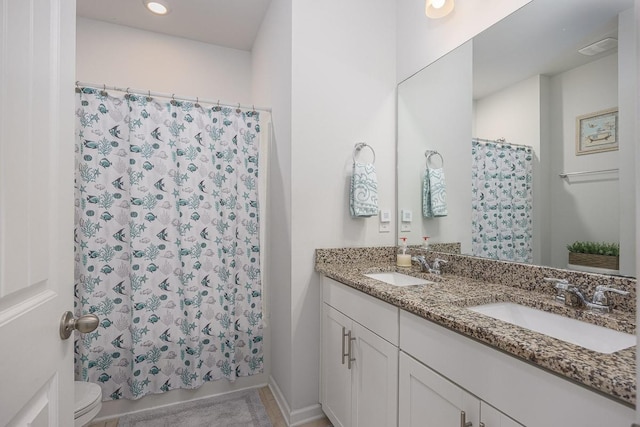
[350,162,378,217]
[423,167,447,217]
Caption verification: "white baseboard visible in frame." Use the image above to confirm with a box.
[268,376,325,427]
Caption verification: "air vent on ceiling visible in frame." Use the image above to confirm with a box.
[578,38,618,56]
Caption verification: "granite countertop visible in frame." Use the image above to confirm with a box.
[316,252,636,406]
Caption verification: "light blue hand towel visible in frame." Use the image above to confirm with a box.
[350,162,378,217]
[423,167,447,217]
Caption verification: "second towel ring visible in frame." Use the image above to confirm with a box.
[353,142,376,164]
[425,150,444,168]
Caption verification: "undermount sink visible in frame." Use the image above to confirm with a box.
[364,272,435,287]
[468,302,636,354]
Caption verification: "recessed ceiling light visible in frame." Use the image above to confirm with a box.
[143,0,169,15]
[425,0,455,19]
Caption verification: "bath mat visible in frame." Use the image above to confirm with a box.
[117,388,272,427]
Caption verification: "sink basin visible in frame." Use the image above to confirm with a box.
[364,272,435,287]
[468,302,636,354]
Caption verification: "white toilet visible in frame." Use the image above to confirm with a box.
[74,381,102,427]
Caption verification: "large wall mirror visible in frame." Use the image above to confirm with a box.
[397,0,636,277]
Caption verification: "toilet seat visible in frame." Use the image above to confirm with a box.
[75,381,102,427]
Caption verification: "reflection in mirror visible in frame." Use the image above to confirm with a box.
[397,0,635,277]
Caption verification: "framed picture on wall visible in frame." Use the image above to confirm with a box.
[575,108,618,155]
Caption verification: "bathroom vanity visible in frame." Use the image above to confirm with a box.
[316,247,636,427]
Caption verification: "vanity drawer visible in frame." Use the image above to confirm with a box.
[322,276,399,344]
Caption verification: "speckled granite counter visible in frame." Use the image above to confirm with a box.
[315,246,636,406]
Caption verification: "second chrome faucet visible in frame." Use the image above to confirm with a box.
[544,277,629,313]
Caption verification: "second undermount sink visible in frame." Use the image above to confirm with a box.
[364,272,435,287]
[468,302,636,354]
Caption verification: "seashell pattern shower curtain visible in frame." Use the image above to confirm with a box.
[74,88,263,400]
[471,140,533,263]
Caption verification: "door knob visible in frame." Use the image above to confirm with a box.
[59,311,99,339]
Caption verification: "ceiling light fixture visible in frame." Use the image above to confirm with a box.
[425,0,455,19]
[143,0,170,15]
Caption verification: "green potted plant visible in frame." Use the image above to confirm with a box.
[566,241,620,270]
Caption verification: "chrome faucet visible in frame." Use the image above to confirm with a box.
[411,255,431,273]
[430,258,448,275]
[411,256,447,275]
[551,281,629,313]
[564,285,629,313]
[544,278,571,303]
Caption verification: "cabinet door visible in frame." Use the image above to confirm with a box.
[399,352,479,427]
[481,402,525,427]
[352,323,398,427]
[322,304,353,427]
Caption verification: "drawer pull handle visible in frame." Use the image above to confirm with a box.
[460,411,472,427]
[341,327,349,365]
[347,330,356,370]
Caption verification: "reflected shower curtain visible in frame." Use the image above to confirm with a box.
[74,88,263,400]
[471,140,533,263]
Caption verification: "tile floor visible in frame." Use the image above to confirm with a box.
[88,386,331,427]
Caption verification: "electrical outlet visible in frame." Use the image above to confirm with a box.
[379,223,390,233]
[401,223,411,232]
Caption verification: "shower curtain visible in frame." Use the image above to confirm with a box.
[471,140,533,263]
[74,88,264,400]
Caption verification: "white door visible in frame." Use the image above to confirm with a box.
[399,351,479,427]
[321,304,352,427]
[351,322,398,427]
[0,0,76,426]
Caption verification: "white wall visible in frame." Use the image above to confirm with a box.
[76,18,252,103]
[474,75,547,264]
[288,0,397,419]
[397,42,473,250]
[396,0,531,83]
[76,17,270,420]
[251,0,294,413]
[549,54,619,269]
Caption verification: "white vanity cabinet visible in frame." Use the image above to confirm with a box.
[321,277,399,427]
[400,310,634,427]
[320,276,634,427]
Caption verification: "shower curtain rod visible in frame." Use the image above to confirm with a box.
[75,81,272,113]
[472,137,533,150]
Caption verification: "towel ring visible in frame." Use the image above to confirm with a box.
[425,150,444,168]
[353,142,376,164]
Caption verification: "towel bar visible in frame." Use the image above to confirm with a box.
[353,142,376,164]
[559,168,618,178]
[425,150,444,168]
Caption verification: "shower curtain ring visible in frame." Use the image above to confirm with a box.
[75,81,81,93]
[146,90,152,102]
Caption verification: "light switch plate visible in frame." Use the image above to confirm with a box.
[379,223,390,233]
[400,223,411,232]
[379,209,391,223]
[401,209,412,222]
